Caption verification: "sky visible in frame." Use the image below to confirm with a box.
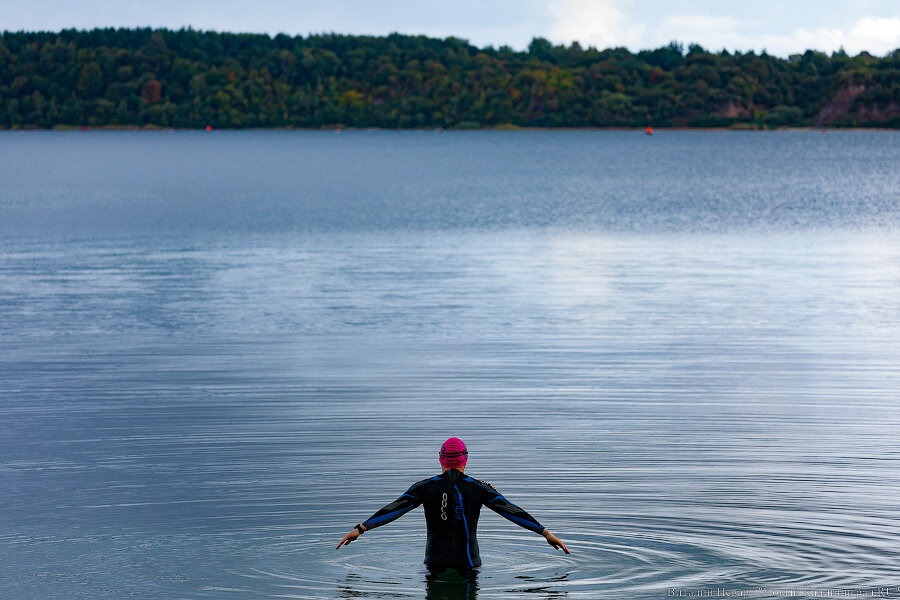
[2,0,899,56]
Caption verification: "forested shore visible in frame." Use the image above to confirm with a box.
[1,28,898,129]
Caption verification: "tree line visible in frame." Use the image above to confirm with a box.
[1,28,898,129]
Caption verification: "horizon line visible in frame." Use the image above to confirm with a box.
[2,26,897,59]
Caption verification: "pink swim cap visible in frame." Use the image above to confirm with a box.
[439,437,468,469]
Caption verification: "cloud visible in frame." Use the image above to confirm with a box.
[755,28,846,56]
[548,0,644,48]
[646,13,899,56]
[846,16,900,54]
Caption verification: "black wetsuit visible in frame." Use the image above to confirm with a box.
[361,468,544,568]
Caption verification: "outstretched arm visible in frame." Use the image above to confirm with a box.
[336,483,424,550]
[480,482,570,554]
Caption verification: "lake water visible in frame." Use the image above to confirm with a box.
[1,130,899,600]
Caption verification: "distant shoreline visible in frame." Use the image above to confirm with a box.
[1,125,897,132]
[2,28,898,131]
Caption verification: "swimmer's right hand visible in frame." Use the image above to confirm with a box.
[542,529,570,554]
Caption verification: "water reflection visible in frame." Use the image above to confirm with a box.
[335,567,571,600]
[424,567,479,600]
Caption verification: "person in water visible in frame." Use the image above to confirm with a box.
[336,437,570,571]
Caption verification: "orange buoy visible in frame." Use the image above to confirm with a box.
[645,126,653,135]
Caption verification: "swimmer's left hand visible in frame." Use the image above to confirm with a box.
[336,526,363,549]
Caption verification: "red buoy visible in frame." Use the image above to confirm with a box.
[645,126,654,135]
[205,125,213,132]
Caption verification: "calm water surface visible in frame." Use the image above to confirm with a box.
[1,131,900,600]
